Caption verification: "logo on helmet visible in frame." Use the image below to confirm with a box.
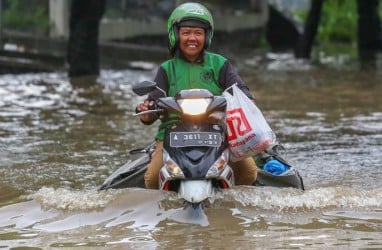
[186,9,205,15]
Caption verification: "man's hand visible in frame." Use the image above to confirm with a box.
[136,100,155,122]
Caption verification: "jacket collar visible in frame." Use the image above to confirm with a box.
[175,49,205,63]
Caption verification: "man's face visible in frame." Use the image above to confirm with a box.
[178,26,205,61]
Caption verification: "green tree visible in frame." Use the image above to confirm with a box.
[318,0,357,44]
[2,0,49,34]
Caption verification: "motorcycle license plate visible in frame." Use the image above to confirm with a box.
[170,132,222,147]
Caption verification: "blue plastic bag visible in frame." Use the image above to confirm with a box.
[263,159,288,175]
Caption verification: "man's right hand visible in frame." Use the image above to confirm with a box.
[136,100,155,122]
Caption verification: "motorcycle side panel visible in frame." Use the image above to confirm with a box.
[255,168,305,190]
[98,154,149,190]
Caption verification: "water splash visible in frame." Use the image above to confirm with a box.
[29,187,123,211]
[0,187,210,233]
[1,185,382,237]
[167,203,209,227]
[222,186,382,211]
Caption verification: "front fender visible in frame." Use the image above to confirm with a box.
[178,180,214,204]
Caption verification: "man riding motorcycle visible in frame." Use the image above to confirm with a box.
[136,2,258,189]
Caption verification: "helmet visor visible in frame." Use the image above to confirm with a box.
[177,19,210,29]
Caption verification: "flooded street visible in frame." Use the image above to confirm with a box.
[0,53,382,249]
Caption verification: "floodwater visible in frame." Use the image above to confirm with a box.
[1,53,382,249]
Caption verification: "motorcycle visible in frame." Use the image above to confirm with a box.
[99,81,304,207]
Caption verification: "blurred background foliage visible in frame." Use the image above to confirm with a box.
[2,0,50,34]
[293,0,358,56]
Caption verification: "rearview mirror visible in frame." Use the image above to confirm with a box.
[132,81,157,96]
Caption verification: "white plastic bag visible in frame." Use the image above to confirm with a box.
[224,85,276,162]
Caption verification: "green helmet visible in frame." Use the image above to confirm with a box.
[167,2,214,53]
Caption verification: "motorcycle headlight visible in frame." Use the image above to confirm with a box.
[163,150,185,178]
[177,98,211,115]
[206,149,229,178]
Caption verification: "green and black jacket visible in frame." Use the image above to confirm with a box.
[144,51,254,140]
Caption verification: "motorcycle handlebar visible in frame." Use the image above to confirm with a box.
[133,109,164,117]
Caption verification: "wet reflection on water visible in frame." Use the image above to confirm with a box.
[0,53,382,249]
